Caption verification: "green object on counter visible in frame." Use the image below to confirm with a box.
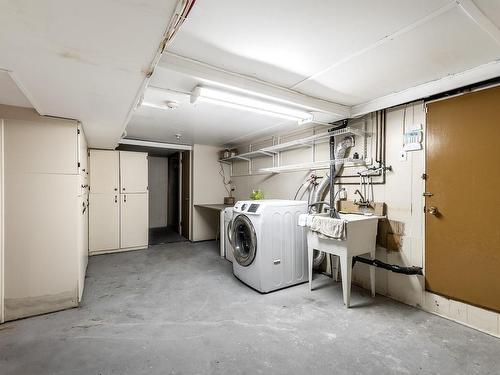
[250,189,264,200]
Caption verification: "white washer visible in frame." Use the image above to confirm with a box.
[229,200,308,293]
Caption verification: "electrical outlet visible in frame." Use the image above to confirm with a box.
[399,149,407,161]
[339,189,347,200]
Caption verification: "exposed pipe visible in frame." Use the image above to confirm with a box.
[353,256,423,276]
[310,136,353,215]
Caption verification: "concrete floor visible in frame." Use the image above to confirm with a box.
[1,241,499,375]
[149,226,187,245]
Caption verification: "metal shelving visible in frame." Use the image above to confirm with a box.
[259,158,371,174]
[220,126,370,174]
[220,127,367,164]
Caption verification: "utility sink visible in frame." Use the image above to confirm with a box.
[300,212,380,307]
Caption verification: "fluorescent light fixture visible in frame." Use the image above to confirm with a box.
[297,118,334,127]
[141,100,180,110]
[191,86,313,122]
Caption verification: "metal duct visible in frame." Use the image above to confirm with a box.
[310,136,354,214]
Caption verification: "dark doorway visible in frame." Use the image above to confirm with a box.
[116,142,189,246]
[180,151,191,239]
[168,153,180,233]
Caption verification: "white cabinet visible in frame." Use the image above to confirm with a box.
[120,151,148,193]
[4,118,78,174]
[89,194,120,253]
[1,107,87,321]
[89,150,119,194]
[120,193,149,249]
[89,150,148,255]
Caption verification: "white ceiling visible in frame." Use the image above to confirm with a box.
[0,70,32,108]
[129,85,296,145]
[1,1,499,148]
[126,0,500,147]
[0,0,179,148]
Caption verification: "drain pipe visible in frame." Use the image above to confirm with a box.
[353,257,423,275]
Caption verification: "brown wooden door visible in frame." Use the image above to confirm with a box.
[425,85,500,312]
[180,151,191,239]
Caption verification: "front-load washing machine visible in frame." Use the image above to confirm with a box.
[229,200,308,293]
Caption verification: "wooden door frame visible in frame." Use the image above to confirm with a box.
[180,150,192,240]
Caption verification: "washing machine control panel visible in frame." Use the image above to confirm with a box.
[247,204,260,213]
[234,201,261,214]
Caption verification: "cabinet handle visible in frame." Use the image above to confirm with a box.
[114,195,117,203]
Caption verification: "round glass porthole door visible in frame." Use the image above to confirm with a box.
[231,214,257,267]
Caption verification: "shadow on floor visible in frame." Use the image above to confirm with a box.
[149,226,187,245]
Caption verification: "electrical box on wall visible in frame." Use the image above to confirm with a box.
[403,123,423,152]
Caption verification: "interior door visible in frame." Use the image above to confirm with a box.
[120,193,149,249]
[89,193,120,253]
[120,151,148,193]
[89,150,119,194]
[181,151,191,239]
[425,85,500,312]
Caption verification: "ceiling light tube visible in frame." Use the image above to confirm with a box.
[191,86,313,122]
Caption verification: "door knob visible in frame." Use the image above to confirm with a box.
[426,206,439,216]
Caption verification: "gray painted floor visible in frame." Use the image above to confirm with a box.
[1,241,499,375]
[149,226,187,245]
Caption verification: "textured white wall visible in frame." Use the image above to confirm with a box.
[148,156,168,228]
[191,144,230,241]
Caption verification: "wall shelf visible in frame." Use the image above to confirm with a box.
[259,158,371,174]
[219,127,368,164]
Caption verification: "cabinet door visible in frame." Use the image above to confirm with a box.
[4,173,79,320]
[89,150,119,194]
[5,118,78,174]
[120,193,148,249]
[120,151,148,193]
[89,193,120,253]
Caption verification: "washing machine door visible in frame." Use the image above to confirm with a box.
[231,214,257,267]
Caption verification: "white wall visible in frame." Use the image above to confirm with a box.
[191,144,230,241]
[148,156,168,228]
[227,102,500,337]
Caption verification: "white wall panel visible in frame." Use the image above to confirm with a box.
[191,144,229,241]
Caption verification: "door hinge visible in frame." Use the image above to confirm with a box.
[77,128,80,135]
[421,173,427,180]
[77,162,81,168]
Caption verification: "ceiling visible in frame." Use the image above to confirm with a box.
[126,0,500,147]
[0,0,179,148]
[0,1,499,148]
[0,70,32,108]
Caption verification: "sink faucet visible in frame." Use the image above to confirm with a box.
[354,189,370,207]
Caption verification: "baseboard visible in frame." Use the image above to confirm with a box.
[89,246,148,256]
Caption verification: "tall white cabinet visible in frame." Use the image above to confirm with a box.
[0,105,88,322]
[89,150,148,255]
